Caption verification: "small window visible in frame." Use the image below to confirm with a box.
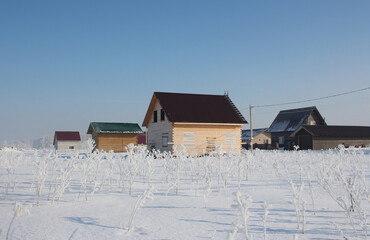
[69,146,74,150]
[206,137,216,152]
[160,109,165,121]
[153,110,158,122]
[279,136,284,144]
[225,133,236,149]
[263,139,269,144]
[183,132,195,148]
[310,121,316,125]
[162,134,169,147]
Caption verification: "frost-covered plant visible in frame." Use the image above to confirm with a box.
[227,223,241,240]
[6,202,30,240]
[167,145,187,195]
[203,177,212,208]
[0,148,22,197]
[232,191,253,240]
[126,144,141,196]
[289,181,304,230]
[262,201,270,240]
[52,157,74,205]
[33,150,49,206]
[78,146,103,200]
[127,186,155,231]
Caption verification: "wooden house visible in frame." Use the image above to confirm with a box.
[293,125,370,150]
[142,92,247,155]
[53,131,81,150]
[87,122,143,152]
[242,128,271,149]
[267,106,326,149]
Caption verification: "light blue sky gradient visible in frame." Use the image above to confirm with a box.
[1,1,369,143]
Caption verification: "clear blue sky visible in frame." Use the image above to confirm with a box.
[1,1,370,143]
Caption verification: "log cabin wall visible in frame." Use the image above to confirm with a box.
[172,123,242,155]
[97,133,138,152]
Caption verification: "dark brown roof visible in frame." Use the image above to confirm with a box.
[296,125,370,137]
[54,131,81,145]
[143,92,247,126]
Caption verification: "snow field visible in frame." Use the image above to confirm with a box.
[0,145,369,239]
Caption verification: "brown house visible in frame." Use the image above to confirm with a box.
[142,92,247,155]
[87,122,143,152]
[267,106,326,149]
[293,125,370,150]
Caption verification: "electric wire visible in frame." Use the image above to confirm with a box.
[240,86,370,110]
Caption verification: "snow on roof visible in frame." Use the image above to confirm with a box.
[242,128,268,140]
[87,122,143,134]
[267,106,324,133]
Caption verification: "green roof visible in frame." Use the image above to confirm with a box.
[87,122,143,134]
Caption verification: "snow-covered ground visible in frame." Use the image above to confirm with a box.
[0,145,369,240]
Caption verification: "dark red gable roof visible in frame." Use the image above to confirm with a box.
[54,131,81,141]
[152,92,247,124]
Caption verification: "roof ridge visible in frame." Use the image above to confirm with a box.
[155,92,224,97]
[224,94,247,123]
[280,106,316,113]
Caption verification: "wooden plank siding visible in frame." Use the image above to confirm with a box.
[96,133,138,152]
[146,100,173,152]
[172,123,242,155]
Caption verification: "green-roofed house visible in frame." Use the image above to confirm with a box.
[87,122,143,152]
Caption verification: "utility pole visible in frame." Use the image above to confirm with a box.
[249,104,253,153]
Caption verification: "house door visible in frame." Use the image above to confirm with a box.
[298,135,312,150]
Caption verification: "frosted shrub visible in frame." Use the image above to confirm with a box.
[51,157,75,205]
[232,191,253,240]
[262,201,270,240]
[6,202,30,240]
[127,186,155,231]
[167,145,187,195]
[78,148,102,200]
[33,150,49,206]
[126,144,141,196]
[0,148,22,197]
[289,181,304,230]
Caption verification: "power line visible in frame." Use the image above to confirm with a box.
[241,86,370,110]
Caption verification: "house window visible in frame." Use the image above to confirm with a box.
[69,146,74,150]
[206,137,216,152]
[225,133,236,149]
[160,109,165,121]
[162,134,169,147]
[279,136,284,144]
[153,110,158,122]
[310,121,316,125]
[183,132,195,148]
[263,139,269,144]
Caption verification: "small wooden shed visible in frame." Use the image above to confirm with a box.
[87,122,143,152]
[53,131,81,150]
[293,125,370,150]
